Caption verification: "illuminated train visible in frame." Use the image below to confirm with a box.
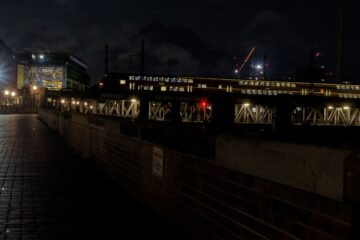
[100,73,360,99]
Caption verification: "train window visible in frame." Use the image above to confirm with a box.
[188,79,193,83]
[165,78,170,82]
[218,85,223,89]
[120,80,126,85]
[281,82,286,87]
[266,82,270,87]
[159,77,164,82]
[268,91,272,95]
[252,90,256,94]
[291,84,296,88]
[255,81,259,86]
[238,81,244,85]
[260,81,265,86]
[135,76,141,81]
[170,77,176,83]
[247,89,251,94]
[161,86,167,91]
[129,76,135,80]
[286,83,291,87]
[346,86,350,90]
[244,81,248,86]
[179,87,185,92]
[183,78,188,83]
[356,86,360,91]
[177,78,182,83]
[249,81,254,86]
[174,86,178,91]
[150,86,154,91]
[257,90,262,95]
[241,90,246,94]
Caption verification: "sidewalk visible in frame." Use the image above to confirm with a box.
[0,114,181,239]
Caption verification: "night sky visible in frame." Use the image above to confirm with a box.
[1,0,359,83]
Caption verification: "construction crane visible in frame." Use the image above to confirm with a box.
[235,46,256,78]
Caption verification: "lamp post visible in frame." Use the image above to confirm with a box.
[32,86,37,108]
[4,90,9,105]
[10,91,16,105]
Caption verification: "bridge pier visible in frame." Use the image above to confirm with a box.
[211,94,234,128]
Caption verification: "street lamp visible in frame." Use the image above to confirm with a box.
[32,86,37,108]
[4,90,9,105]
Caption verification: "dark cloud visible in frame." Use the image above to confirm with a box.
[0,0,360,82]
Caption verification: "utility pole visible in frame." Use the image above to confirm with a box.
[263,54,267,80]
[140,39,145,75]
[104,43,109,76]
[336,0,345,82]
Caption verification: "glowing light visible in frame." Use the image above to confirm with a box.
[130,98,137,102]
[76,101,80,105]
[32,54,36,59]
[343,106,350,110]
[327,106,334,110]
[201,101,207,108]
[84,102,88,106]
[61,99,65,104]
[4,90,9,96]
[244,103,250,107]
[256,65,262,69]
[33,86,37,91]
[90,105,93,109]
[11,91,16,97]
[234,69,239,74]
[39,54,44,59]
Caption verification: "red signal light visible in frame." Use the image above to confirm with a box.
[201,101,207,108]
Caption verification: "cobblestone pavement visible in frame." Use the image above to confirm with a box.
[0,115,180,240]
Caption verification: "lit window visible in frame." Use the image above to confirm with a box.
[120,80,126,85]
[161,86,167,92]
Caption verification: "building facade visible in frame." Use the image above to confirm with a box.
[16,51,90,91]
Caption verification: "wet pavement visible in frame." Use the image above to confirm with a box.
[0,114,180,240]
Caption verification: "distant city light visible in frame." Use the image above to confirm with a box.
[33,86,37,90]
[11,91,16,97]
[244,102,250,107]
[32,54,36,59]
[343,105,350,110]
[256,65,262,69]
[327,106,334,110]
[39,54,44,59]
[4,90,9,96]
[61,99,65,104]
[130,98,137,102]
[234,69,239,74]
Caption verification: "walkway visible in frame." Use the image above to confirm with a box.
[0,114,180,240]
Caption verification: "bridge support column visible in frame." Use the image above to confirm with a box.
[274,95,292,134]
[211,94,234,129]
[139,98,149,121]
[170,101,181,123]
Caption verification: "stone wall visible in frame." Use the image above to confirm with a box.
[39,109,356,239]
